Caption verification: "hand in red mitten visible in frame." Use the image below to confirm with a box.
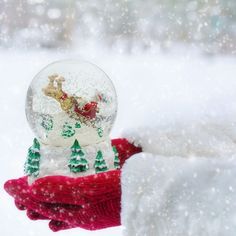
[4,138,142,231]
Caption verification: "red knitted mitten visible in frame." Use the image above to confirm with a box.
[4,138,142,231]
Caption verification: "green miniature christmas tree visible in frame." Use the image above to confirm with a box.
[113,146,120,169]
[97,127,103,138]
[68,139,89,173]
[61,122,75,138]
[24,138,41,177]
[41,114,53,131]
[75,122,81,129]
[94,150,108,173]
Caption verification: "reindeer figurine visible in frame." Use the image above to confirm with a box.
[42,74,99,126]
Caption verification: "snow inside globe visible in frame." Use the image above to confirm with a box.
[25,60,118,181]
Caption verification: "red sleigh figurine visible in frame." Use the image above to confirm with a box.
[43,74,100,125]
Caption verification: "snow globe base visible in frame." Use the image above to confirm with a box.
[26,138,116,184]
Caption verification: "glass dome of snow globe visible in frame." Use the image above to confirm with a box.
[25,60,117,147]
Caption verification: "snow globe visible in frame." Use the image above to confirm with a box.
[25,60,119,183]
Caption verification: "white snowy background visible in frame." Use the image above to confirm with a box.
[1,0,236,235]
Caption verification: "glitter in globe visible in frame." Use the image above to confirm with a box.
[26,60,117,147]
